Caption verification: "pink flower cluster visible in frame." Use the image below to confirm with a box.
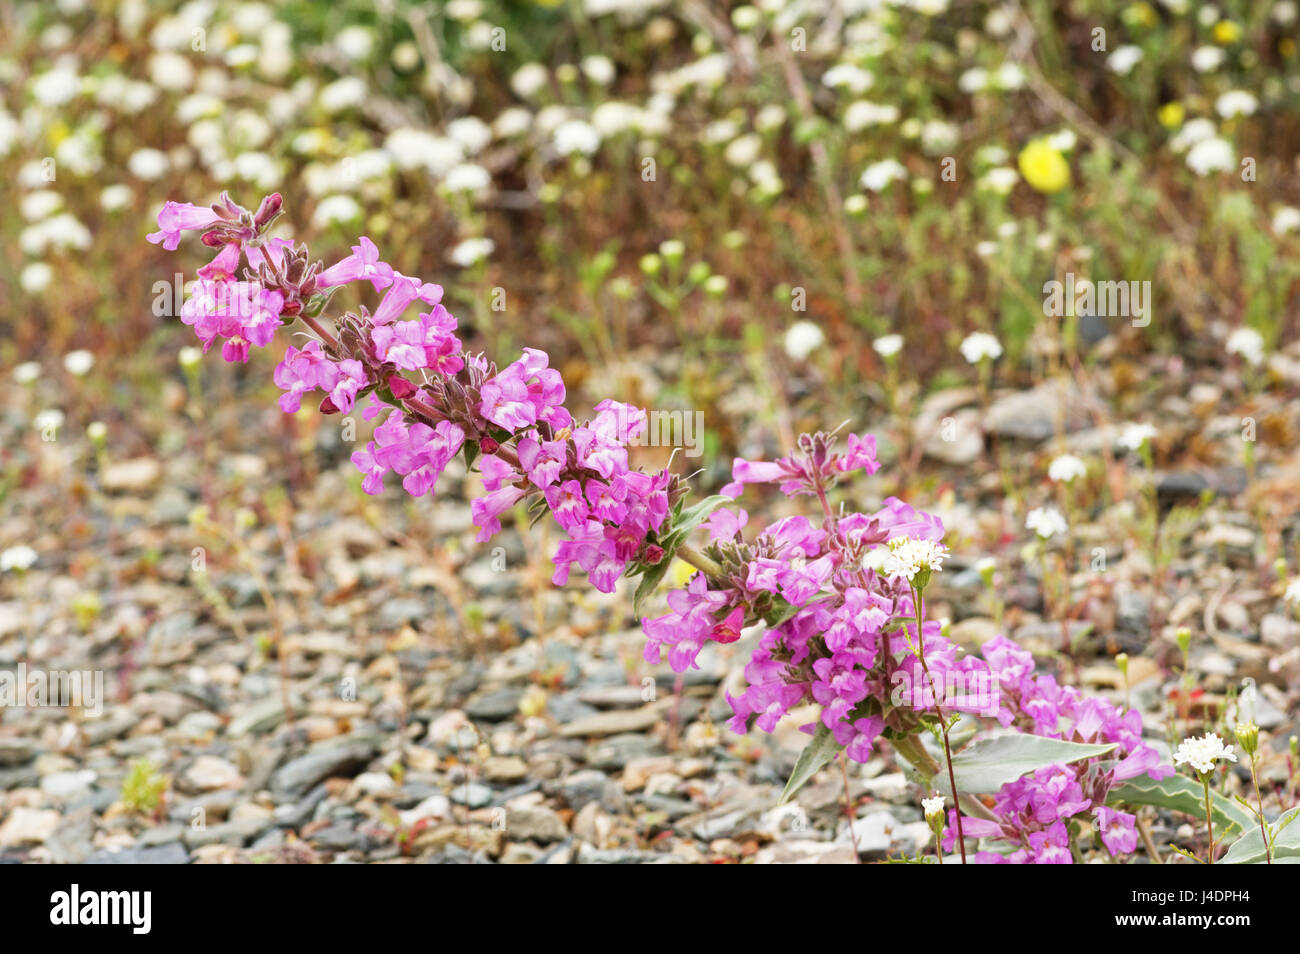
[938,636,1173,863]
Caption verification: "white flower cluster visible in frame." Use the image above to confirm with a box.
[1048,454,1087,484]
[1173,733,1237,774]
[880,536,947,583]
[1025,506,1068,540]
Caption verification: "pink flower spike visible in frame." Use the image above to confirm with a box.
[370,273,444,325]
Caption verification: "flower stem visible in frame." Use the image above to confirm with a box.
[912,585,966,863]
[1202,774,1215,863]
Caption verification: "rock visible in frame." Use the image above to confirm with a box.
[0,807,61,847]
[0,739,40,766]
[949,617,1000,652]
[449,782,492,808]
[576,686,650,709]
[228,697,304,738]
[465,687,524,722]
[44,808,95,864]
[587,734,662,771]
[184,755,244,792]
[269,737,378,799]
[839,811,915,856]
[85,843,189,865]
[399,794,452,828]
[40,770,97,801]
[576,846,687,864]
[504,805,567,843]
[560,706,663,738]
[754,840,858,864]
[101,457,162,493]
[983,381,1086,442]
[482,756,529,783]
[560,770,626,813]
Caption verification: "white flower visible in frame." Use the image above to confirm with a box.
[860,159,908,192]
[993,62,1026,90]
[1225,327,1264,366]
[1173,733,1237,774]
[311,195,362,228]
[581,55,615,86]
[755,105,786,131]
[921,795,945,820]
[958,68,989,93]
[921,120,959,155]
[494,106,535,139]
[1,546,37,572]
[978,167,1019,195]
[34,409,65,433]
[822,63,873,94]
[1025,506,1068,540]
[335,25,374,61]
[1186,136,1235,175]
[20,190,63,222]
[450,237,494,267]
[1048,454,1087,483]
[20,263,53,293]
[1216,90,1258,118]
[63,350,94,376]
[31,63,81,107]
[13,362,40,385]
[1284,577,1300,606]
[447,117,492,155]
[1119,422,1157,451]
[1191,46,1225,72]
[880,536,948,583]
[723,133,762,168]
[443,163,491,193]
[959,332,1002,364]
[178,346,203,370]
[511,63,549,99]
[385,129,464,176]
[1276,1,1298,26]
[844,100,899,131]
[1273,207,1300,234]
[783,321,825,361]
[553,119,601,156]
[127,147,169,180]
[318,77,368,113]
[873,334,903,358]
[1108,45,1144,75]
[1170,118,1217,153]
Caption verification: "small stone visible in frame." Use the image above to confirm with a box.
[102,457,162,493]
[482,756,529,783]
[184,755,244,792]
[504,805,567,843]
[465,687,525,722]
[561,706,663,738]
[0,807,61,847]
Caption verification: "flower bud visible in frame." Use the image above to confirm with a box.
[1176,627,1191,655]
[1115,653,1128,678]
[387,375,417,399]
[639,253,662,277]
[643,544,665,565]
[319,395,339,414]
[922,795,946,834]
[479,437,500,454]
[254,192,283,227]
[1234,721,1259,757]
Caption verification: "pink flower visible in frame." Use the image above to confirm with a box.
[147,201,222,250]
[274,340,333,412]
[1093,806,1137,857]
[472,484,528,542]
[316,237,394,292]
[552,520,623,594]
[370,273,443,325]
[517,436,567,489]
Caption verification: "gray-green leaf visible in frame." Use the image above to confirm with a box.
[1107,772,1253,837]
[1219,806,1300,864]
[934,735,1117,796]
[778,722,842,805]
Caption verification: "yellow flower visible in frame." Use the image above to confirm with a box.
[1158,102,1185,129]
[1018,138,1071,194]
[1125,2,1157,28]
[1213,20,1241,44]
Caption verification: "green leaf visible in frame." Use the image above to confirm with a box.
[632,558,672,618]
[779,722,842,805]
[934,735,1117,796]
[1107,773,1253,837]
[463,441,479,470]
[1220,806,1300,865]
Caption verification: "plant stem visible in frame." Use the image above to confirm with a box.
[840,752,861,864]
[1249,753,1271,864]
[1202,774,1215,863]
[912,585,966,863]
